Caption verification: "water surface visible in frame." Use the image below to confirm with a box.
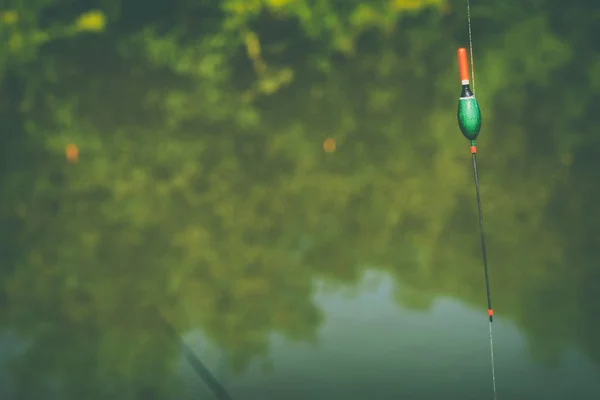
[1,0,600,399]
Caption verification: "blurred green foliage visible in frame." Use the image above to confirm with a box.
[0,0,599,397]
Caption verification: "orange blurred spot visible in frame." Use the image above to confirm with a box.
[323,138,336,153]
[440,2,451,15]
[66,144,79,163]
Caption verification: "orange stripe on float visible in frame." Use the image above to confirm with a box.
[457,48,470,83]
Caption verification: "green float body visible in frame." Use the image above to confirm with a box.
[457,84,481,143]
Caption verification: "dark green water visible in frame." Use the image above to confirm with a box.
[1,0,600,399]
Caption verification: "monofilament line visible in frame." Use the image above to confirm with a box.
[472,152,497,400]
[489,321,497,400]
[466,0,475,93]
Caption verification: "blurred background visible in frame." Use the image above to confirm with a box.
[1,0,599,399]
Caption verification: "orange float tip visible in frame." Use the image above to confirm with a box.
[457,48,470,84]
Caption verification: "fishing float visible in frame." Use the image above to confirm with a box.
[456,1,497,398]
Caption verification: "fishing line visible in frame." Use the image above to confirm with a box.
[466,0,476,93]
[158,313,234,400]
[472,149,497,400]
